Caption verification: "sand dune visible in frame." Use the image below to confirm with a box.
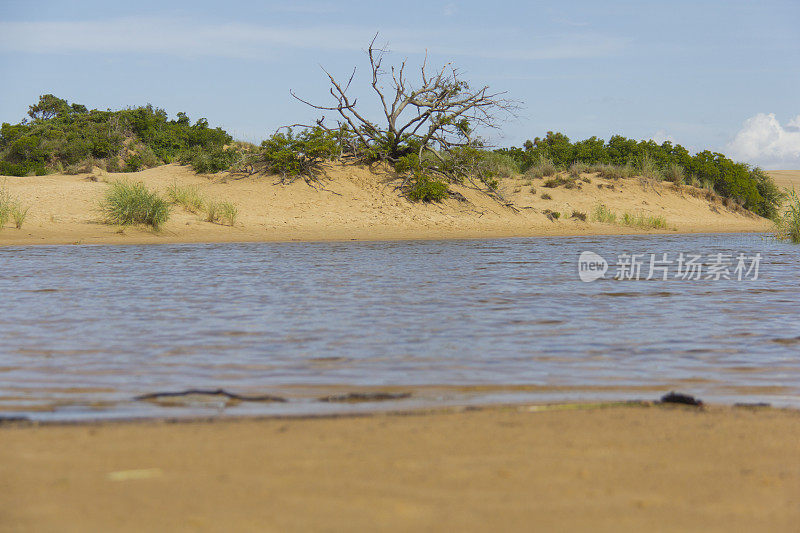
[1,163,770,246]
[768,170,800,193]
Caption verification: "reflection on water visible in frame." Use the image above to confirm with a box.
[1,233,798,420]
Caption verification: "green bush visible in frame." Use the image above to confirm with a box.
[497,131,780,217]
[261,127,340,179]
[1,96,233,176]
[408,175,449,202]
[180,145,241,174]
[100,180,170,230]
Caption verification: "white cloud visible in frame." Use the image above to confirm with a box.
[649,130,676,145]
[727,113,800,169]
[0,18,628,62]
[443,2,458,17]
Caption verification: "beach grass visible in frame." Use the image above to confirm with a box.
[592,204,617,223]
[166,183,206,213]
[621,211,668,229]
[205,201,239,226]
[100,180,170,230]
[0,183,29,229]
[526,155,558,179]
[775,189,800,243]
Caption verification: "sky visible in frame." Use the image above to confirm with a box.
[1,0,799,168]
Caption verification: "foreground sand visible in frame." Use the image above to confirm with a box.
[1,403,798,532]
[0,163,771,246]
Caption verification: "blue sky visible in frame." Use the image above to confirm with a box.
[1,0,799,168]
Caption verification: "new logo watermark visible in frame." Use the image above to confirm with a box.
[578,251,761,282]
[578,251,609,282]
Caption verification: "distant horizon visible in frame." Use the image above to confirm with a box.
[2,0,798,169]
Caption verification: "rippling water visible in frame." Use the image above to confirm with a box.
[1,233,799,420]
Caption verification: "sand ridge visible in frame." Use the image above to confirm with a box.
[0,162,771,246]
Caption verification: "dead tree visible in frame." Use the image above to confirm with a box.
[290,35,519,167]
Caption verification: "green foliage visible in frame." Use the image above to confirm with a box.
[498,132,780,218]
[408,174,450,202]
[260,127,340,179]
[179,145,240,174]
[100,180,170,230]
[775,189,800,244]
[592,204,617,224]
[571,210,587,221]
[1,95,233,177]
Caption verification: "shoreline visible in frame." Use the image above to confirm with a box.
[0,226,773,248]
[3,401,798,531]
[0,163,775,247]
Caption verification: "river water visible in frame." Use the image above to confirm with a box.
[1,233,798,420]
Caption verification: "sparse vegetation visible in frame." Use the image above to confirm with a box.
[0,184,29,229]
[571,210,587,221]
[100,180,170,230]
[621,211,668,229]
[526,155,558,179]
[592,204,617,224]
[543,175,578,189]
[665,163,686,185]
[540,193,552,200]
[205,201,238,226]
[166,183,205,213]
[775,189,800,244]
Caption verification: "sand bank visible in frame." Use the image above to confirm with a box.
[1,403,798,532]
[0,163,771,246]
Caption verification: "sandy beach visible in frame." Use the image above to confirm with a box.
[1,402,798,532]
[0,163,774,246]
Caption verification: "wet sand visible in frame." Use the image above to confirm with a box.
[2,403,798,532]
[0,163,770,246]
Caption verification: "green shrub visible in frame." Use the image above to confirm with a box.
[166,183,205,213]
[1,95,233,177]
[776,189,800,244]
[180,145,240,174]
[592,204,617,224]
[261,127,340,180]
[100,180,170,230]
[408,175,449,202]
[571,210,587,221]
